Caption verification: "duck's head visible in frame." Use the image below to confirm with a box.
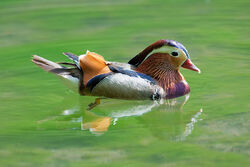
[129,39,200,73]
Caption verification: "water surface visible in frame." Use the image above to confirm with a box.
[0,0,249,166]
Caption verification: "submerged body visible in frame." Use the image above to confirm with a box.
[32,39,200,100]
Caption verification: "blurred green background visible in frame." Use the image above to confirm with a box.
[0,0,249,166]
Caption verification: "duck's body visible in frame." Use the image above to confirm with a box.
[32,39,200,100]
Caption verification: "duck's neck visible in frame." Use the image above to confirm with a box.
[135,57,190,98]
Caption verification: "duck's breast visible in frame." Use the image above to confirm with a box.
[166,80,190,99]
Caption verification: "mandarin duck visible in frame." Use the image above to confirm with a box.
[32,39,200,100]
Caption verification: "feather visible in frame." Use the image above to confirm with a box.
[78,51,111,86]
[32,55,63,71]
[32,55,81,92]
[108,65,156,84]
[63,52,81,69]
[57,62,77,67]
[90,73,165,100]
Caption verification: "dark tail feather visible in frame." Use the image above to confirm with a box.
[63,52,81,69]
[57,62,77,67]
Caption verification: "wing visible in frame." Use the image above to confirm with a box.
[107,65,156,84]
[85,65,165,100]
[107,62,135,70]
[63,52,81,69]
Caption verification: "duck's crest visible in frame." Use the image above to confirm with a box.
[165,40,190,58]
[128,40,166,67]
[128,39,190,67]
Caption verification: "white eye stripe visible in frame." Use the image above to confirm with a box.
[146,46,181,58]
[139,46,184,65]
[143,46,172,62]
[149,46,171,55]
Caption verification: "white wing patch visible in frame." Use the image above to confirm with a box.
[91,73,165,100]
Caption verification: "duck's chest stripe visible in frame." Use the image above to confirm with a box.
[86,72,112,91]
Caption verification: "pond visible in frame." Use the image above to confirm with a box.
[0,0,249,166]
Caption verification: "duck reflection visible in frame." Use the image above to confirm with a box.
[60,94,202,140]
[37,94,202,140]
[81,111,111,135]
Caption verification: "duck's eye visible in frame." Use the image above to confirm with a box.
[171,51,179,57]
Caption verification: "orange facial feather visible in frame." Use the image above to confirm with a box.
[135,53,184,91]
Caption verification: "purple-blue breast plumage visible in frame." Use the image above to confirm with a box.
[32,39,200,100]
[166,81,190,99]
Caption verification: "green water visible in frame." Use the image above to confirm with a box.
[0,0,249,166]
